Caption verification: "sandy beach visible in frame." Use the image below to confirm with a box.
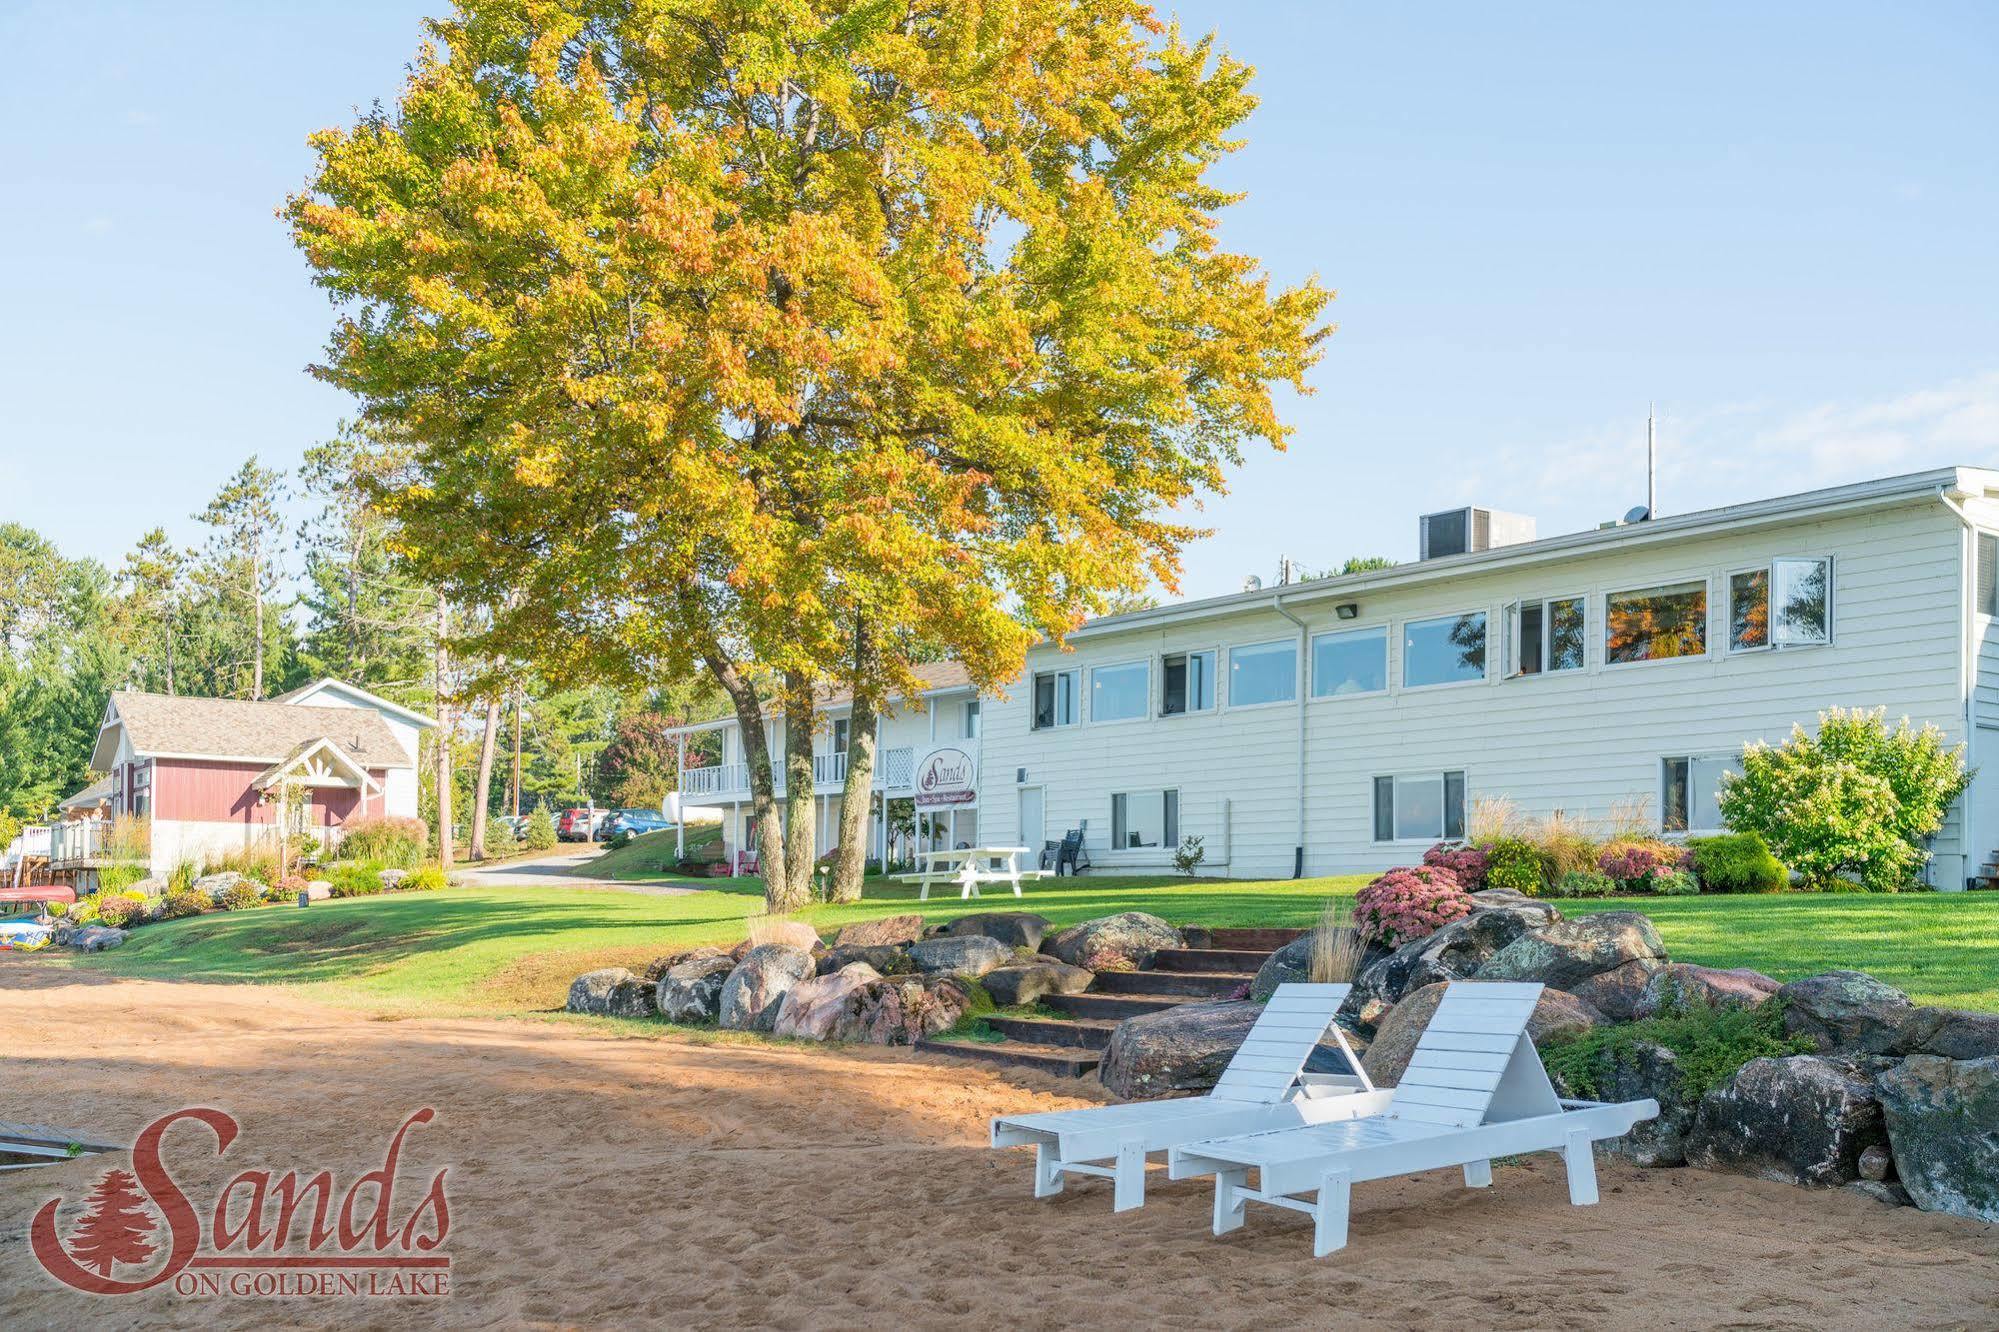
[2,962,1994,1330]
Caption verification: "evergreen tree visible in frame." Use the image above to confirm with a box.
[65,1169,158,1278]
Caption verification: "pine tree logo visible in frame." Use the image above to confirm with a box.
[64,1169,159,1277]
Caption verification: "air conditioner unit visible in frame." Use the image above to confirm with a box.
[1418,506,1537,560]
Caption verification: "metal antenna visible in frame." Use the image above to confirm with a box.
[1647,404,1658,520]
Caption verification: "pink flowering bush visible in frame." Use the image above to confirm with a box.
[1422,842,1489,890]
[1354,865,1474,948]
[1597,839,1693,891]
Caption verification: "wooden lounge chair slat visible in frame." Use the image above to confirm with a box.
[1415,1031,1519,1054]
[1427,1013,1537,1036]
[1389,1083,1491,1111]
[1397,1064,1506,1092]
[1405,1048,1512,1073]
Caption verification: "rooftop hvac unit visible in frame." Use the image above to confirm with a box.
[1418,506,1537,560]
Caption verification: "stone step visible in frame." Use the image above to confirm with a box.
[1041,991,1184,1021]
[1093,968,1247,998]
[984,1015,1119,1051]
[1151,947,1271,974]
[917,1038,1100,1078]
[1206,927,1308,951]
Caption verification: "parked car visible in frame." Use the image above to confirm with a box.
[602,808,671,840]
[557,808,604,842]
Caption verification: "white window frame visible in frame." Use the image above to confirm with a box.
[1109,787,1180,851]
[1726,556,1834,654]
[962,699,981,739]
[1031,668,1081,730]
[1502,594,1588,679]
[1602,577,1712,670]
[1159,647,1218,718]
[1226,638,1299,711]
[1310,624,1389,700]
[1661,753,1736,834]
[1400,611,1490,691]
[1371,770,1469,845]
[1088,659,1151,725]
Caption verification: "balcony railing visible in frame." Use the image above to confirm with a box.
[678,746,920,800]
[683,763,748,797]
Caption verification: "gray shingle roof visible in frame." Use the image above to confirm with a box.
[106,692,414,768]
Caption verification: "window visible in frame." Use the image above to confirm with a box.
[1090,661,1149,722]
[1372,771,1467,842]
[1228,640,1297,707]
[1663,755,1737,833]
[1504,597,1585,676]
[1980,533,1998,617]
[1605,581,1708,664]
[1161,649,1215,715]
[1730,558,1831,651]
[1032,669,1079,729]
[831,718,850,753]
[1111,789,1179,849]
[962,699,981,739]
[1312,626,1387,697]
[1403,613,1487,688]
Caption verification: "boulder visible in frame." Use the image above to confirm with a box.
[70,925,128,953]
[1351,905,1553,1019]
[939,912,1052,952]
[1875,1054,1999,1221]
[981,956,1094,1007]
[125,876,168,897]
[1638,963,1780,1019]
[643,946,722,982]
[1361,982,1601,1086]
[1250,936,1313,1003]
[717,945,815,1032]
[1466,888,1563,927]
[1475,912,1667,991]
[1046,912,1182,972]
[1550,1040,1695,1167]
[1778,972,1913,1055]
[193,871,247,901]
[1845,1180,1913,1208]
[908,934,1012,979]
[304,880,333,902]
[1099,1000,1263,1100]
[1686,1055,1887,1186]
[832,914,925,948]
[749,920,824,954]
[378,868,409,891]
[655,951,737,1023]
[816,943,910,976]
[1570,957,1666,1023]
[1895,1007,1999,1061]
[829,974,975,1045]
[1857,1143,1893,1183]
[773,963,883,1040]
[566,967,657,1019]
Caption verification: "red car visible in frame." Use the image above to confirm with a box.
[557,808,603,842]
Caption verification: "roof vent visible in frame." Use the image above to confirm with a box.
[1243,574,1264,593]
[1418,506,1537,560]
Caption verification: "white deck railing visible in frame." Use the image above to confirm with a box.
[49,821,105,865]
[678,746,919,800]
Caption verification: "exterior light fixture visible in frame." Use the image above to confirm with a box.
[1335,602,1360,620]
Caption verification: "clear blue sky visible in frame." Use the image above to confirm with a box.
[3,1,1994,600]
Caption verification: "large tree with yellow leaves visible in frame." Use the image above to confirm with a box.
[289,0,1330,910]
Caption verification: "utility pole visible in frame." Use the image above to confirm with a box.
[434,593,453,870]
[509,682,523,818]
[1647,404,1658,521]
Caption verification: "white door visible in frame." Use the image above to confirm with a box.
[1018,787,1045,858]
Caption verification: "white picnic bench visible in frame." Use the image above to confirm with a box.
[893,846,1053,900]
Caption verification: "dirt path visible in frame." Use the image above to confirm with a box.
[454,847,701,896]
[2,964,1994,1329]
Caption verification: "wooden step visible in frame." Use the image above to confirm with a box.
[984,1015,1118,1050]
[917,1038,1101,1078]
[1093,968,1247,998]
[1041,991,1185,1020]
[1151,947,1270,974]
[1206,927,1308,950]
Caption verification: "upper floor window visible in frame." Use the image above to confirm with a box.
[1505,597,1585,676]
[1729,557,1831,651]
[1372,770,1467,842]
[1312,626,1387,697]
[962,699,981,739]
[1229,639,1297,707]
[1606,581,1707,664]
[1403,612,1487,688]
[1111,788,1179,849]
[1979,533,1998,617]
[1663,754,1736,832]
[831,718,850,753]
[1033,669,1079,729]
[1090,661,1149,722]
[1161,649,1215,715]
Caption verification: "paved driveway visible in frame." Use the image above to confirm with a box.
[455,848,703,897]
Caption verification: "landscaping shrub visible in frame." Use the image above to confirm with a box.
[1542,997,1811,1101]
[327,865,386,898]
[1687,833,1788,893]
[1354,865,1473,947]
[483,820,519,856]
[335,816,428,869]
[98,863,151,894]
[162,889,209,920]
[168,861,198,893]
[94,894,140,927]
[217,880,263,911]
[1421,842,1487,889]
[268,877,303,904]
[1597,838,1686,891]
[399,865,448,892]
[208,845,281,886]
[1173,835,1207,876]
[47,901,69,919]
[103,814,152,864]
[1533,829,1601,882]
[1481,837,1544,895]
[68,898,100,925]
[1718,707,1970,892]
[1651,868,1698,896]
[524,808,558,851]
[1548,868,1617,899]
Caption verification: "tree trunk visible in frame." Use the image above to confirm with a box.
[780,672,819,908]
[434,594,453,869]
[470,694,500,860]
[703,647,790,911]
[250,534,264,700]
[509,682,523,818]
[831,625,877,903]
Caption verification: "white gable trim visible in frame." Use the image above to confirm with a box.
[281,678,438,729]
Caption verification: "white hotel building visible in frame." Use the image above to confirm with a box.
[668,467,1999,891]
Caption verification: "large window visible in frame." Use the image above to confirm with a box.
[1090,661,1149,722]
[831,718,850,753]
[962,700,981,739]
[1111,789,1179,849]
[1372,771,1467,842]
[1312,626,1387,697]
[1605,581,1708,664]
[1229,640,1297,707]
[1161,650,1215,715]
[1663,755,1737,833]
[1505,597,1585,676]
[1730,558,1831,651]
[1403,613,1487,688]
[1032,669,1079,729]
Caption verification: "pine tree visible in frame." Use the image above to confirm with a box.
[195,457,286,699]
[66,1169,158,1277]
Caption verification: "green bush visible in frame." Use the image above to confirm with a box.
[1482,837,1545,895]
[1543,997,1812,1101]
[94,894,141,927]
[216,881,264,911]
[399,865,448,892]
[1651,868,1699,896]
[99,863,152,895]
[328,864,386,898]
[168,861,199,893]
[1718,707,1970,892]
[1549,868,1617,898]
[335,816,428,869]
[1687,832,1789,893]
[68,898,100,925]
[162,889,209,920]
[482,820,519,856]
[524,808,558,851]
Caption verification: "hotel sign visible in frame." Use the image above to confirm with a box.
[912,745,977,808]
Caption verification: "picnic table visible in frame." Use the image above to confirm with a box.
[893,846,1052,900]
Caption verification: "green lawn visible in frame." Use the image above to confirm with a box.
[37,872,1999,1018]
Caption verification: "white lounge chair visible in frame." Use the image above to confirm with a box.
[1169,980,1658,1256]
[990,983,1393,1212]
